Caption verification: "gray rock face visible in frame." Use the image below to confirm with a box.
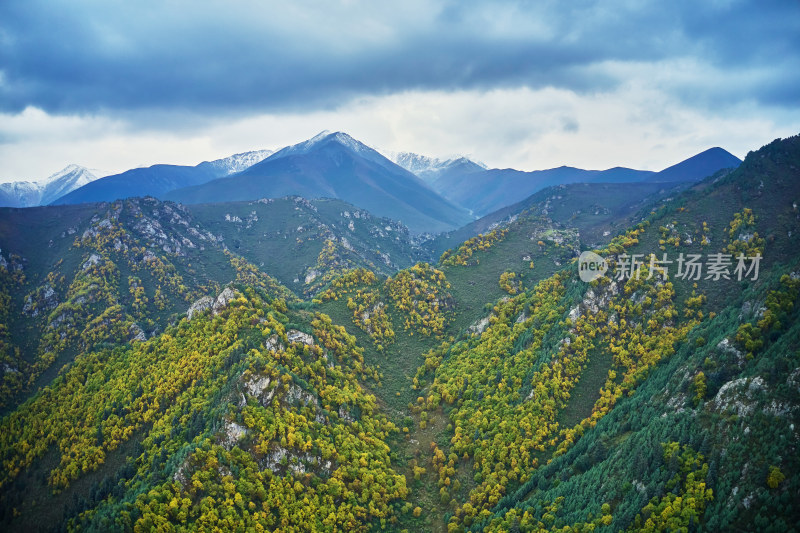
[173,458,191,485]
[187,296,214,320]
[81,253,103,271]
[245,375,271,397]
[286,383,318,408]
[2,363,20,374]
[213,287,236,313]
[220,420,248,450]
[710,376,773,417]
[304,269,320,284]
[359,302,386,335]
[187,287,238,320]
[261,446,333,476]
[129,323,147,342]
[265,335,285,352]
[469,316,490,335]
[244,375,276,407]
[338,405,355,423]
[262,447,288,472]
[717,337,745,366]
[22,283,59,317]
[287,330,314,346]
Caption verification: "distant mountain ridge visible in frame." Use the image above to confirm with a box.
[389,152,487,184]
[0,165,102,207]
[53,149,273,206]
[165,132,473,234]
[13,134,742,233]
[423,148,742,217]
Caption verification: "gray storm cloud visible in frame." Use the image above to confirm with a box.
[1,0,797,117]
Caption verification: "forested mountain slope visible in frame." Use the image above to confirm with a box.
[314,135,800,531]
[0,196,425,414]
[399,135,800,531]
[425,181,692,258]
[0,135,797,532]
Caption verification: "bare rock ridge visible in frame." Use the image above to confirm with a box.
[187,287,238,320]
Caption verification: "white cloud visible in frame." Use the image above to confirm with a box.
[1,84,798,183]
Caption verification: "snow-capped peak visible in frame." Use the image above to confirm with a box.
[308,130,332,144]
[267,131,395,170]
[0,165,103,207]
[326,132,374,156]
[389,151,487,177]
[38,163,79,183]
[39,165,102,205]
[279,131,367,155]
[207,149,274,176]
[37,164,97,185]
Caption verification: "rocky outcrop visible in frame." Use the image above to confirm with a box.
[708,376,793,417]
[265,335,285,352]
[187,287,238,320]
[220,420,248,450]
[287,330,314,346]
[338,404,356,423]
[261,446,334,476]
[81,253,103,271]
[129,323,147,342]
[304,269,320,284]
[286,383,318,408]
[22,283,59,317]
[717,337,745,366]
[173,458,191,485]
[187,296,214,320]
[244,375,277,407]
[469,316,490,335]
[213,287,236,313]
[566,280,620,324]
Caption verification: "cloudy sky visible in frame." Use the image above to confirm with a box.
[1,0,798,182]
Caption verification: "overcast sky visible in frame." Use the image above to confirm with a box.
[1,0,798,182]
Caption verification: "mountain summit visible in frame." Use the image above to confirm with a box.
[166,132,473,233]
[271,131,384,162]
[0,165,101,207]
[389,152,487,184]
[655,146,742,182]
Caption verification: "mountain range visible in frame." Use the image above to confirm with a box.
[164,132,474,233]
[2,133,742,235]
[422,147,743,217]
[51,150,274,207]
